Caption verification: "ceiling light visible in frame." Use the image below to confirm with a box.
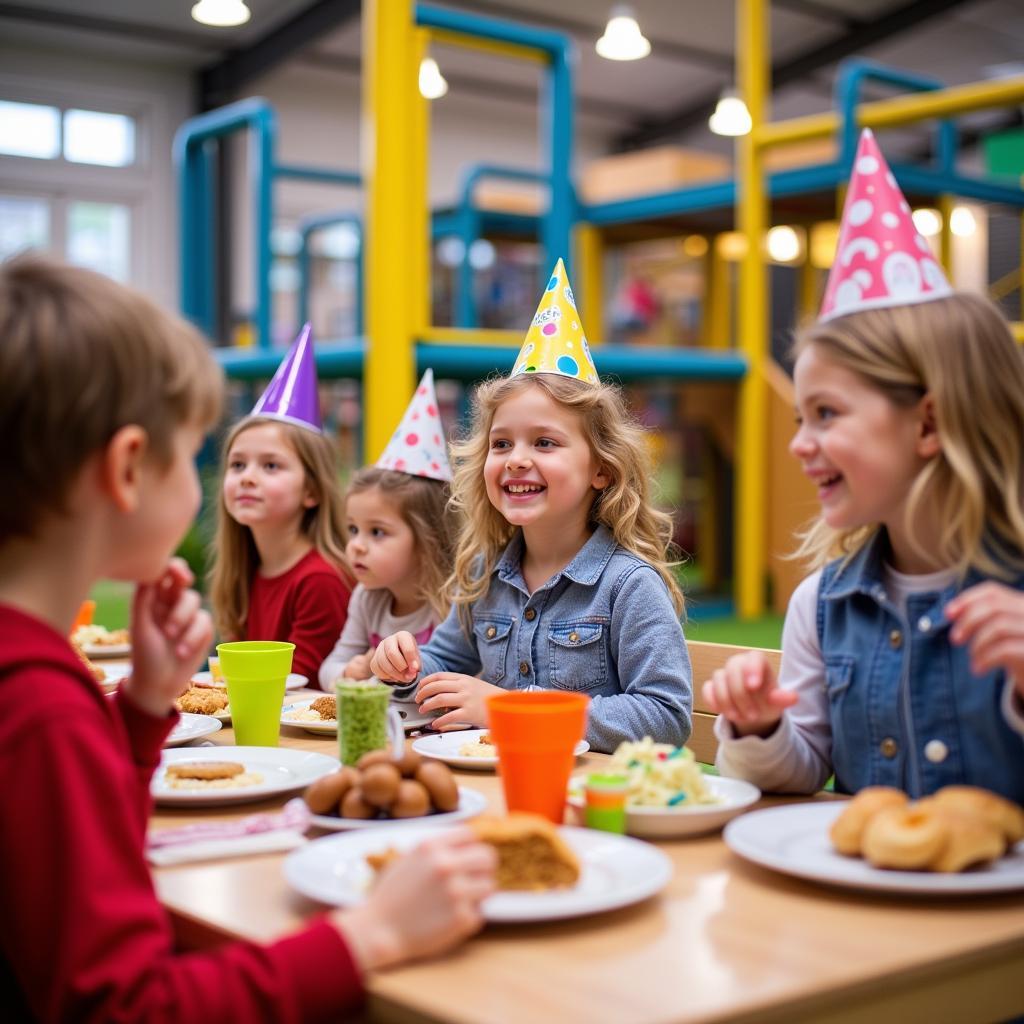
[191,0,250,27]
[950,206,977,237]
[709,89,751,137]
[912,208,941,237]
[419,57,448,100]
[596,5,651,61]
[767,226,802,263]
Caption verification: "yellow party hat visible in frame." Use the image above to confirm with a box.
[511,258,598,384]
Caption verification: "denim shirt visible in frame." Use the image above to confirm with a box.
[819,531,1024,802]
[411,525,692,754]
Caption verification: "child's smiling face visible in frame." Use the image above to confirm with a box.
[790,343,935,539]
[483,383,608,540]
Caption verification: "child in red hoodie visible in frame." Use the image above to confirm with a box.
[0,257,495,1023]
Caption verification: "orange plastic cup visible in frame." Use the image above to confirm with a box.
[72,600,96,631]
[486,691,590,824]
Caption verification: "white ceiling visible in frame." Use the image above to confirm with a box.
[2,0,1022,152]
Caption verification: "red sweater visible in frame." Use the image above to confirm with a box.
[246,550,353,681]
[0,603,364,1023]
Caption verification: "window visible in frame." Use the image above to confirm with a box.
[0,99,136,167]
[68,201,131,281]
[0,195,50,260]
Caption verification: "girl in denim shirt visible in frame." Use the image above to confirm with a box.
[371,261,691,753]
[706,131,1024,802]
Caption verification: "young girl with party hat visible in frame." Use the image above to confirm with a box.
[371,260,692,753]
[705,129,1024,803]
[318,369,456,691]
[208,324,355,681]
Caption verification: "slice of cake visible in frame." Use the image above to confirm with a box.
[470,813,580,891]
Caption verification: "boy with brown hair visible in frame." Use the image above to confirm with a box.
[0,257,494,1022]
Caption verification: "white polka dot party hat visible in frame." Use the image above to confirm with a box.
[819,128,952,323]
[511,258,599,384]
[375,368,452,483]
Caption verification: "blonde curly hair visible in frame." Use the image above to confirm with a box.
[446,373,684,627]
[792,292,1024,579]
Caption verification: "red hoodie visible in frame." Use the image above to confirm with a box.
[0,603,363,1023]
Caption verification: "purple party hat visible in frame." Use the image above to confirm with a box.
[249,322,322,433]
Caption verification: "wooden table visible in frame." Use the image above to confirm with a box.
[152,703,1024,1024]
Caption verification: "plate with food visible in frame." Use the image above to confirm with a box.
[286,812,672,922]
[174,685,231,722]
[281,697,444,734]
[152,747,339,807]
[164,712,223,747]
[95,662,132,694]
[724,791,1024,895]
[411,729,590,770]
[302,749,488,830]
[565,738,760,838]
[191,671,308,692]
[72,624,131,658]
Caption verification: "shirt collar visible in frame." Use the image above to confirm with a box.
[494,524,618,590]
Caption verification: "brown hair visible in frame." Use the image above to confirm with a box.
[793,292,1024,578]
[448,373,684,627]
[208,416,354,640]
[345,466,456,620]
[0,255,222,542]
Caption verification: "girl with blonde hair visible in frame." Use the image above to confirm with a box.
[208,329,354,680]
[319,371,456,692]
[371,261,692,753]
[704,130,1024,802]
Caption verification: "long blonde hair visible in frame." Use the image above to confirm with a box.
[208,416,353,640]
[344,466,455,621]
[793,293,1024,578]
[447,373,684,625]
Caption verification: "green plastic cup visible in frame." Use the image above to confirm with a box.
[217,641,295,747]
[336,680,404,766]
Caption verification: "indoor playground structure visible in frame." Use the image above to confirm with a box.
[174,0,1024,620]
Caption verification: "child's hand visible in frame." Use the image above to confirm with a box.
[946,582,1024,699]
[701,650,798,738]
[342,648,375,681]
[369,631,421,683]
[332,828,495,971]
[416,673,504,730]
[123,558,212,718]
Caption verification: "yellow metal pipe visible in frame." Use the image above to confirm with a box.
[363,0,418,461]
[798,256,819,326]
[420,327,524,346]
[755,76,1024,150]
[736,0,769,618]
[937,194,955,279]
[427,27,547,64]
[413,29,431,335]
[706,235,731,348]
[576,224,604,341]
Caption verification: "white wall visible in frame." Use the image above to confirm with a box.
[0,40,193,310]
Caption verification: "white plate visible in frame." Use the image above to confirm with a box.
[192,671,308,692]
[280,698,445,735]
[82,642,131,658]
[412,729,590,771]
[724,802,1024,896]
[164,713,223,747]
[567,773,761,839]
[309,786,488,831]
[97,662,132,694]
[284,822,672,921]
[152,746,339,807]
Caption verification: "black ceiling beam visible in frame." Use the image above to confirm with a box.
[199,0,361,110]
[772,0,865,29]
[613,0,972,152]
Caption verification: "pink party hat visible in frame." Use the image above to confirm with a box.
[820,129,952,323]
[511,258,599,384]
[375,369,452,482]
[250,322,322,433]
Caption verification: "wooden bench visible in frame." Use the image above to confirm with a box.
[686,640,782,764]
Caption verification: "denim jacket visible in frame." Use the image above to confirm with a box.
[819,531,1024,802]
[410,525,692,754]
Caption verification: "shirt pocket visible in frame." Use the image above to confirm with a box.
[548,621,607,692]
[823,655,855,704]
[473,614,514,683]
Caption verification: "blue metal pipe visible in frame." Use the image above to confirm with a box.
[215,339,366,379]
[296,211,364,335]
[415,4,567,54]
[275,163,362,187]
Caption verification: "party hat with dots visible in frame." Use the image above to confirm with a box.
[250,322,323,433]
[511,258,599,384]
[375,368,452,483]
[820,128,952,323]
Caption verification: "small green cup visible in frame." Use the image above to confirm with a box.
[217,641,295,747]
